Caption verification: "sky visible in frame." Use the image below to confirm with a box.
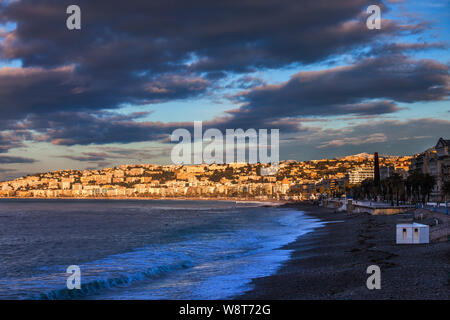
[0,0,449,180]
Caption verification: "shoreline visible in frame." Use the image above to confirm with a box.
[0,197,287,208]
[0,196,286,205]
[237,203,449,300]
[2,198,447,299]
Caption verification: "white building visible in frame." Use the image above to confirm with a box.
[396,223,429,244]
[348,167,374,184]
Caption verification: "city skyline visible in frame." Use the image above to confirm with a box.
[0,150,414,200]
[0,0,449,180]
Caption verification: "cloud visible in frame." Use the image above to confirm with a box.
[0,0,428,123]
[22,111,182,146]
[1,0,401,71]
[0,155,36,164]
[59,147,171,163]
[317,133,387,148]
[59,152,111,162]
[8,54,449,147]
[0,50,445,151]
[226,75,267,89]
[0,65,210,121]
[284,118,450,160]
[366,42,447,57]
[0,130,27,153]
[0,0,448,174]
[230,55,449,126]
[10,107,304,147]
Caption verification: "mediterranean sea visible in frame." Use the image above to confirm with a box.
[0,199,323,299]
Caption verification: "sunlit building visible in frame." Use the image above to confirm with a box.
[348,167,374,184]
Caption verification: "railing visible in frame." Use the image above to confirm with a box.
[418,204,449,215]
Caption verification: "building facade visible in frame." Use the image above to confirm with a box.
[348,167,374,184]
[410,138,450,201]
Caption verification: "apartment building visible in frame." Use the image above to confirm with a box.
[410,138,450,201]
[348,167,374,184]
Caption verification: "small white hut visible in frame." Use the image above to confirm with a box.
[396,223,429,244]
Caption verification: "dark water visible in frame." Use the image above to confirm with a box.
[0,199,323,299]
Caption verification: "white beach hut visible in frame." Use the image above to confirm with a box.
[396,223,429,244]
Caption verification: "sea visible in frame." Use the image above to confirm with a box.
[0,199,323,299]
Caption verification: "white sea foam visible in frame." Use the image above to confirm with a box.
[94,210,323,300]
[0,200,323,300]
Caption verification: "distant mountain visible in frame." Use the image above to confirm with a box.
[335,153,399,161]
[336,153,372,160]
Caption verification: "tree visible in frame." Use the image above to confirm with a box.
[420,174,436,204]
[407,171,424,204]
[386,173,404,206]
[361,178,374,200]
[404,176,413,203]
[442,180,450,204]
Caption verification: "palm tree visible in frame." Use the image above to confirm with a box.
[407,171,427,204]
[420,174,436,204]
[404,177,413,204]
[442,180,450,206]
[390,173,404,206]
[380,179,390,202]
[361,178,375,201]
[383,177,393,205]
[383,173,404,207]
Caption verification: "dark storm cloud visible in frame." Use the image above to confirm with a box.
[14,53,449,146]
[1,0,396,70]
[16,107,302,146]
[336,101,400,115]
[0,155,36,164]
[0,65,210,121]
[0,130,27,153]
[231,55,449,123]
[0,0,425,122]
[21,111,185,145]
[361,42,447,58]
[3,52,448,147]
[0,0,447,153]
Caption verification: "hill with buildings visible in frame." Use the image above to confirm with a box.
[0,153,413,201]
